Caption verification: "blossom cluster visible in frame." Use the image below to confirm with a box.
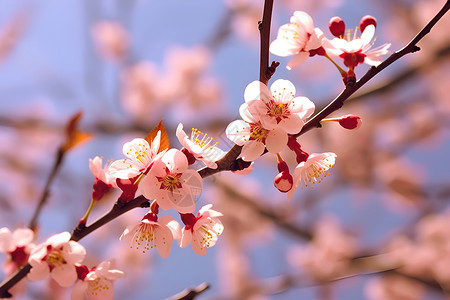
[90,124,225,258]
[0,228,124,299]
[224,10,388,197]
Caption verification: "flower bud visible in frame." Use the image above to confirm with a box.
[338,114,362,130]
[360,15,377,32]
[274,171,293,193]
[329,16,345,38]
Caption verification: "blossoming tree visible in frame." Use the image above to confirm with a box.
[0,0,450,299]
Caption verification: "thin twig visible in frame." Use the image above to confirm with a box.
[28,148,64,230]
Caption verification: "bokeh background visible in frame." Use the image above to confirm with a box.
[1,0,450,299]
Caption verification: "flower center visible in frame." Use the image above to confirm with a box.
[46,249,65,268]
[131,223,156,253]
[304,158,335,188]
[157,173,183,192]
[126,142,149,164]
[249,124,268,141]
[88,277,110,296]
[191,128,217,149]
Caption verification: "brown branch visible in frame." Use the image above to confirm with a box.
[28,147,65,230]
[0,195,150,297]
[259,0,275,85]
[295,0,450,138]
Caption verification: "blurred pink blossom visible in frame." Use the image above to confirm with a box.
[91,21,129,62]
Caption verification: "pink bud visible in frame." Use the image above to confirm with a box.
[338,114,362,130]
[274,171,293,193]
[329,16,345,38]
[360,15,377,32]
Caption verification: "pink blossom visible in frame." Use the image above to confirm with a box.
[28,232,86,287]
[0,227,35,274]
[176,123,225,168]
[71,260,126,300]
[109,132,165,179]
[226,118,287,161]
[91,21,129,61]
[243,80,315,134]
[288,152,337,199]
[270,11,325,70]
[179,204,224,256]
[322,24,390,69]
[120,213,181,258]
[141,149,203,214]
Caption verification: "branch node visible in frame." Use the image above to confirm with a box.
[412,45,421,52]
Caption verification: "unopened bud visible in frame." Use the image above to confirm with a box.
[321,114,362,130]
[274,171,293,193]
[339,114,362,130]
[360,15,377,32]
[329,16,345,38]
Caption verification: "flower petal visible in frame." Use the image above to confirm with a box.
[226,120,250,146]
[51,264,77,287]
[265,128,288,153]
[270,79,296,103]
[244,81,270,103]
[162,149,188,173]
[361,24,375,46]
[179,228,192,248]
[239,140,265,161]
[154,225,174,258]
[286,52,309,70]
[278,115,304,134]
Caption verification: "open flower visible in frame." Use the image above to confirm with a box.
[179,204,224,256]
[0,227,35,274]
[270,11,324,69]
[28,232,86,287]
[120,212,181,258]
[243,80,315,135]
[226,117,287,162]
[176,123,225,168]
[322,18,390,70]
[288,152,337,199]
[71,260,126,300]
[141,149,202,213]
[109,131,165,179]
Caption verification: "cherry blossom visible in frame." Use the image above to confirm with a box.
[176,123,225,168]
[243,80,315,135]
[109,131,165,179]
[141,149,202,214]
[179,204,224,256]
[269,11,325,70]
[28,232,86,287]
[322,16,391,70]
[120,212,181,258]
[226,118,286,162]
[226,80,314,161]
[288,152,337,199]
[0,227,35,274]
[71,260,126,300]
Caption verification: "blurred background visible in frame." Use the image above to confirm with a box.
[0,0,450,299]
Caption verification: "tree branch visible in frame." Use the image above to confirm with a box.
[295,0,450,137]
